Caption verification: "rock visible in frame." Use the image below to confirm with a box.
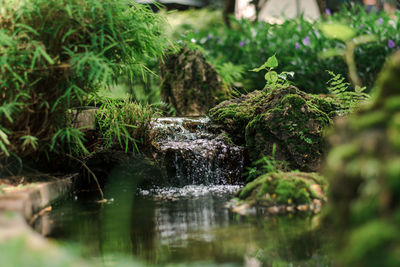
[232,203,251,216]
[310,184,324,199]
[235,171,327,209]
[296,204,309,211]
[209,86,339,171]
[160,47,226,116]
[324,52,400,266]
[267,206,280,214]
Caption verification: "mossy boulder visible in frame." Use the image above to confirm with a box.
[324,52,400,266]
[160,47,226,116]
[209,86,338,171]
[235,171,327,212]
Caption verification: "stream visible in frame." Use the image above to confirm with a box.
[34,118,331,266]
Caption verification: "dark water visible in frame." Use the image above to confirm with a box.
[37,183,331,266]
[35,117,331,266]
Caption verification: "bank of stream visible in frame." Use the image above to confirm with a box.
[35,117,332,266]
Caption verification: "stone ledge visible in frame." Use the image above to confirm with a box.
[0,174,78,241]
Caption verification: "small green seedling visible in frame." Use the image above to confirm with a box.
[251,55,294,90]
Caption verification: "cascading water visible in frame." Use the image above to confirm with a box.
[151,117,245,186]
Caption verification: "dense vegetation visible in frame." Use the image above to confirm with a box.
[179,6,399,93]
[1,1,400,266]
[0,0,167,174]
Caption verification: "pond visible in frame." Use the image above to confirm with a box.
[33,117,332,266]
[37,183,331,266]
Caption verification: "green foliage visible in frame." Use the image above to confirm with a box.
[320,23,357,42]
[326,71,370,112]
[96,99,155,153]
[251,55,293,90]
[245,144,289,182]
[0,0,167,170]
[180,5,399,93]
[215,62,246,88]
[320,23,377,87]
[324,52,400,266]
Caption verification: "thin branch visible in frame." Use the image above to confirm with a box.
[66,153,105,200]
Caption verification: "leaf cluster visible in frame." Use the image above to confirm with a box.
[326,71,370,112]
[251,55,293,90]
[0,0,167,172]
[96,98,156,154]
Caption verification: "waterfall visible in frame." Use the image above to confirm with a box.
[151,117,244,186]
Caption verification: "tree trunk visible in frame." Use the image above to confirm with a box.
[223,0,236,28]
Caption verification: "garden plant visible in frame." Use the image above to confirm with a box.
[0,0,167,175]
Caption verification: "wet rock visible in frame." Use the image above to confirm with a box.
[234,172,327,213]
[151,117,245,186]
[324,52,400,266]
[160,47,226,116]
[209,86,339,171]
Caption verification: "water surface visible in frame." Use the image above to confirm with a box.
[42,184,331,266]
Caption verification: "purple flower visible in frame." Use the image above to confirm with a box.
[207,34,213,40]
[378,18,383,25]
[239,41,245,47]
[295,42,300,50]
[258,24,263,29]
[297,25,302,31]
[388,39,395,48]
[302,36,310,46]
[325,8,331,15]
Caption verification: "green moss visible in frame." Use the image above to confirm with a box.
[326,142,360,172]
[210,86,338,171]
[237,171,326,206]
[373,52,400,106]
[351,110,388,131]
[310,95,340,117]
[238,175,268,199]
[350,196,380,226]
[388,113,400,150]
[281,94,307,108]
[386,158,400,194]
[275,179,296,204]
[256,182,271,199]
[344,220,399,266]
[384,96,400,111]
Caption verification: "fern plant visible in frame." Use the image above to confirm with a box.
[326,70,370,112]
[0,0,168,173]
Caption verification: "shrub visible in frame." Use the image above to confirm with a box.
[0,0,167,172]
[180,5,399,94]
[96,99,155,153]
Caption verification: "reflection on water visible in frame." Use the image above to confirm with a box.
[42,183,331,266]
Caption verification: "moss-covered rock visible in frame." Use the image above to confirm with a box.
[160,47,226,116]
[234,171,327,213]
[324,52,400,267]
[209,86,338,171]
